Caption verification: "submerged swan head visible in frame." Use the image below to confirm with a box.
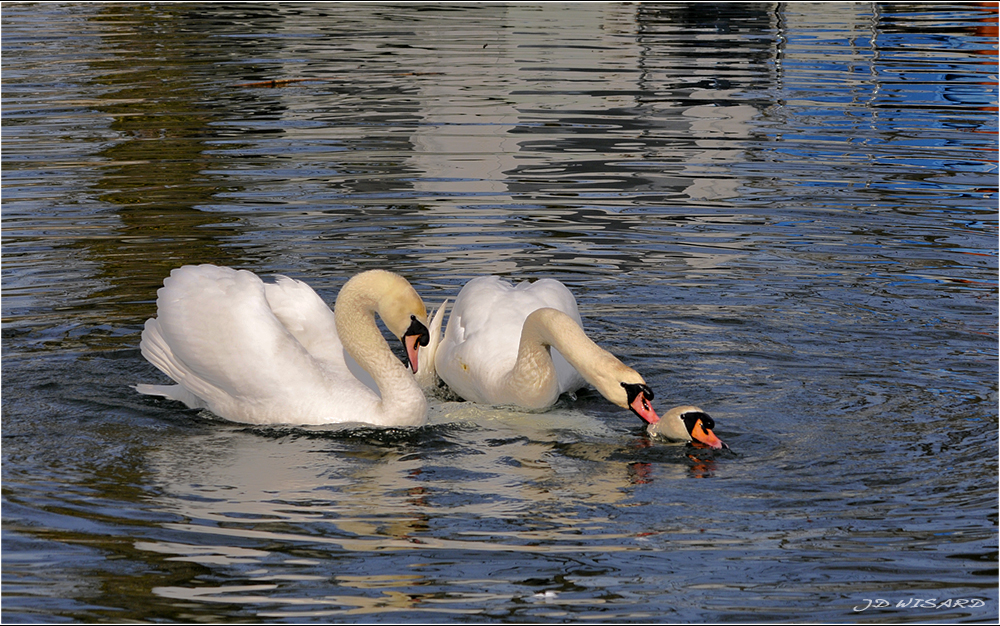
[646,405,727,449]
[336,270,429,373]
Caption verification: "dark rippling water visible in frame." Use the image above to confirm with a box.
[2,3,997,623]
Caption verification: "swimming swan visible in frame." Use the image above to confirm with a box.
[136,264,430,427]
[430,276,661,423]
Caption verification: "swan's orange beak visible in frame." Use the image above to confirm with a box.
[690,418,726,450]
[403,333,422,374]
[622,382,659,424]
[401,315,430,374]
[629,391,659,425]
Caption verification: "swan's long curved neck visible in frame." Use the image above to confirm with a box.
[504,308,625,409]
[335,274,426,423]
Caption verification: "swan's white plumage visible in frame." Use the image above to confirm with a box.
[263,274,378,393]
[136,264,426,426]
[434,276,586,406]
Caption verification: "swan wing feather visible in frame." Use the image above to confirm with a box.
[139,265,376,423]
[263,274,377,392]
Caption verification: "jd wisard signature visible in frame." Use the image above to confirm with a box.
[854,598,987,612]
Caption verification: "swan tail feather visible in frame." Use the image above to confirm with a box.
[134,383,208,409]
[415,298,447,390]
[138,317,219,409]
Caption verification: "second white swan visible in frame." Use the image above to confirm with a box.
[430,276,661,423]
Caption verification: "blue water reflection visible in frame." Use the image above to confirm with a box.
[2,2,996,623]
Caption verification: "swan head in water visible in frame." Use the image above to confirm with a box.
[645,405,727,449]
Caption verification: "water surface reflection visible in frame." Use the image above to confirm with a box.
[2,2,996,623]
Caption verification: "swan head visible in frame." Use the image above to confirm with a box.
[619,380,660,425]
[374,274,429,374]
[339,270,430,374]
[400,314,430,374]
[647,405,727,449]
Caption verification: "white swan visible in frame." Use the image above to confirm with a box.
[429,276,662,423]
[646,406,727,449]
[136,264,430,427]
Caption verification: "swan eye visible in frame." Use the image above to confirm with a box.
[681,412,713,433]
